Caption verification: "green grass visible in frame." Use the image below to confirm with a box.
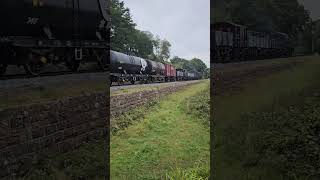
[20,140,107,180]
[214,55,320,179]
[111,80,210,180]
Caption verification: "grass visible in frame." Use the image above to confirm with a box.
[111,80,210,180]
[213,55,320,179]
[0,80,107,109]
[20,140,107,180]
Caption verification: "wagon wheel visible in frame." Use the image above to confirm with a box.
[24,62,42,76]
[118,77,124,86]
[0,64,7,75]
[65,54,80,72]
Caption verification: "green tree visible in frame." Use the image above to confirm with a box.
[212,0,311,38]
[132,30,154,59]
[170,56,187,68]
[110,0,136,52]
[110,0,156,58]
[153,38,172,62]
[190,58,208,74]
[171,56,207,77]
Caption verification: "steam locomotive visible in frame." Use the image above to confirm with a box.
[212,22,294,63]
[110,50,201,85]
[0,0,109,76]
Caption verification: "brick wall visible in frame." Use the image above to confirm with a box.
[110,81,201,122]
[0,92,107,179]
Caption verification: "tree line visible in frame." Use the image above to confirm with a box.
[212,0,311,37]
[212,0,316,54]
[110,0,209,78]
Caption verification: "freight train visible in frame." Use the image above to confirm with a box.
[212,22,294,63]
[110,50,201,85]
[0,0,109,76]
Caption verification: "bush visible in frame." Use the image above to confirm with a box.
[182,86,210,126]
[241,95,320,179]
[166,163,209,180]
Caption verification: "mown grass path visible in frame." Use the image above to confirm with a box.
[111,81,210,180]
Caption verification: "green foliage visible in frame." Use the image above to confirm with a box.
[170,56,188,69]
[111,101,158,134]
[212,0,311,38]
[170,56,208,77]
[241,94,320,179]
[110,0,136,52]
[22,141,106,180]
[110,0,173,61]
[213,57,320,179]
[190,58,208,75]
[166,162,209,180]
[110,0,156,59]
[155,39,172,62]
[111,81,210,179]
[182,84,210,126]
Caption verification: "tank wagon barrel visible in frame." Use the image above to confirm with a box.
[0,0,109,76]
[110,50,201,86]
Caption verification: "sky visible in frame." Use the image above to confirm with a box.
[298,0,320,21]
[123,0,210,67]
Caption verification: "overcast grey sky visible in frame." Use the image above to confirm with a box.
[123,0,210,67]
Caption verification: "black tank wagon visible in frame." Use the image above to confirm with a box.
[110,50,149,85]
[0,0,109,75]
[110,50,201,85]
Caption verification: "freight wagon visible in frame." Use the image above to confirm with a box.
[164,64,176,82]
[110,50,201,85]
[212,22,293,63]
[0,0,109,76]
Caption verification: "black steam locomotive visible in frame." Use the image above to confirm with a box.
[212,22,294,63]
[0,0,109,76]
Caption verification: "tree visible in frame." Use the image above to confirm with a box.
[110,0,136,52]
[170,56,208,77]
[190,58,208,74]
[170,56,187,68]
[131,30,154,59]
[212,0,311,38]
[110,0,156,58]
[153,38,172,62]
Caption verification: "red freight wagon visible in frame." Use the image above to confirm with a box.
[164,64,176,82]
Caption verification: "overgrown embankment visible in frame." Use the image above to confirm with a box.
[111,80,210,180]
[214,56,320,180]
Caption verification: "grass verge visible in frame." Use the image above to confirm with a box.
[20,140,106,180]
[214,56,320,179]
[111,80,210,179]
